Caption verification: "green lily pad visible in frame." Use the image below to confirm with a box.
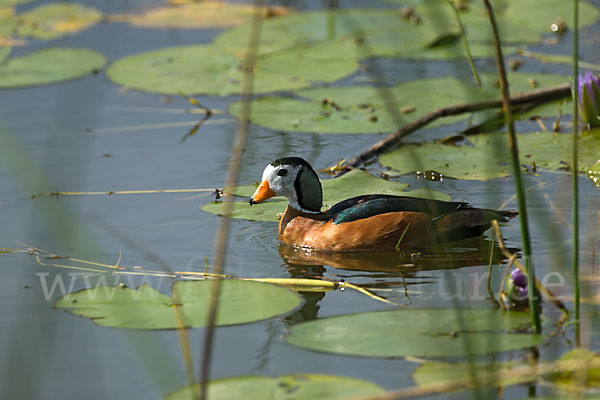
[551,349,600,387]
[231,72,567,134]
[588,160,600,188]
[230,77,485,134]
[0,0,32,5]
[166,374,385,400]
[286,308,545,358]
[380,129,600,180]
[381,135,511,181]
[0,47,106,89]
[0,46,9,63]
[413,361,534,389]
[15,3,102,40]
[215,9,453,59]
[54,280,302,330]
[106,43,358,96]
[201,169,451,222]
[0,7,15,62]
[110,1,290,29]
[401,0,600,45]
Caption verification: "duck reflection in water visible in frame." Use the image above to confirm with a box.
[280,236,514,324]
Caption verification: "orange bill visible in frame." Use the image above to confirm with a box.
[250,180,276,204]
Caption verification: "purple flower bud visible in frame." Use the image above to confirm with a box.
[578,71,600,127]
[511,268,527,288]
[505,268,529,307]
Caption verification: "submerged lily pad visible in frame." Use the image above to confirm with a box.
[380,129,600,180]
[166,374,385,400]
[54,280,302,330]
[230,73,567,134]
[201,169,450,222]
[106,43,358,95]
[588,160,600,188]
[287,308,544,358]
[110,1,289,28]
[15,3,102,40]
[0,47,106,89]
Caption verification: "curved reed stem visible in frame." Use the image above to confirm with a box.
[481,0,541,333]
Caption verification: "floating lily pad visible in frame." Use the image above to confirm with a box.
[106,43,358,95]
[380,129,600,180]
[0,7,15,62]
[54,280,302,330]
[166,374,385,400]
[215,9,452,59]
[0,0,33,5]
[110,1,289,28]
[551,349,600,387]
[15,3,102,40]
[588,160,600,188]
[0,47,106,89]
[400,0,599,45]
[201,169,450,222]
[230,73,567,134]
[413,361,534,389]
[286,308,544,358]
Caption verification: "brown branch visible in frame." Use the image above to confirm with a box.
[335,83,571,176]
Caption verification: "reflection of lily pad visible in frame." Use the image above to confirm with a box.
[230,73,567,134]
[166,374,384,400]
[54,280,302,330]
[287,308,544,358]
[15,3,102,40]
[215,9,452,59]
[201,169,450,222]
[588,160,600,188]
[380,129,600,180]
[110,1,289,28]
[106,44,358,95]
[0,47,106,89]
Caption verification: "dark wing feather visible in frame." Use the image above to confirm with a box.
[326,194,468,225]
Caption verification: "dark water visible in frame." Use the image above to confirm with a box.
[1,0,600,398]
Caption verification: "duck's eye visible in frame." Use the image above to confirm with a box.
[277,169,288,177]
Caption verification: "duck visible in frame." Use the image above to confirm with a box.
[249,157,517,252]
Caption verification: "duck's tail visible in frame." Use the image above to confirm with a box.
[433,208,518,242]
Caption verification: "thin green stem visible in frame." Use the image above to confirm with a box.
[448,0,481,86]
[481,0,541,333]
[197,2,263,399]
[572,0,581,345]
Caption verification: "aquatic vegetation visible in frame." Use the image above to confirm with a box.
[503,268,529,310]
[578,71,600,127]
